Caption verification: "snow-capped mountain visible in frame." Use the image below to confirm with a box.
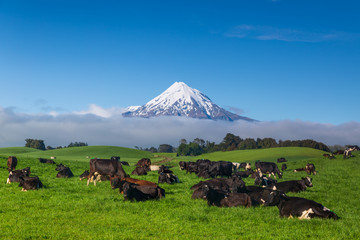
[122,82,254,121]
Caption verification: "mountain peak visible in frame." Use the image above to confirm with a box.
[123,82,254,121]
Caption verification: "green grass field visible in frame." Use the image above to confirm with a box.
[0,146,359,239]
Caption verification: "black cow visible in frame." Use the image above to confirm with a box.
[277,157,287,163]
[233,169,254,178]
[56,164,74,178]
[207,161,233,178]
[281,164,287,171]
[19,176,43,191]
[278,196,339,220]
[7,156,18,172]
[120,161,130,166]
[196,159,212,172]
[87,158,128,186]
[305,163,316,175]
[6,167,31,184]
[270,177,313,193]
[254,176,277,187]
[158,173,179,184]
[293,168,305,172]
[246,186,285,206]
[191,175,246,194]
[131,166,148,176]
[158,165,173,174]
[202,185,227,206]
[219,193,252,208]
[39,158,56,164]
[79,170,90,180]
[122,182,165,201]
[255,161,282,179]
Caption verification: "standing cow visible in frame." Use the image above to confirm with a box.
[7,156,18,172]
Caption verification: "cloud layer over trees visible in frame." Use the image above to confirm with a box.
[0,105,359,148]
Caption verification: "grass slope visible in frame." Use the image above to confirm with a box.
[0,146,153,164]
[0,147,359,239]
[198,147,326,163]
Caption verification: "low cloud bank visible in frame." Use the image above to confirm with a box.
[0,105,359,148]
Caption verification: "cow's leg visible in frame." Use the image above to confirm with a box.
[87,175,92,186]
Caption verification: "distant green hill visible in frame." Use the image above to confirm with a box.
[197,147,326,163]
[0,146,152,163]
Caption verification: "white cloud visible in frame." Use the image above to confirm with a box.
[0,105,359,149]
[225,25,356,42]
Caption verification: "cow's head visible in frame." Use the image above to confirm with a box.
[179,161,186,170]
[110,176,121,189]
[56,164,66,171]
[303,177,313,187]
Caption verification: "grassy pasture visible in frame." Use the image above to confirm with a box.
[0,147,359,239]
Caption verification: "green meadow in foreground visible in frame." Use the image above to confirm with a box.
[0,146,359,239]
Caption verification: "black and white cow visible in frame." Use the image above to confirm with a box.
[270,177,313,193]
[278,196,339,220]
[255,161,282,179]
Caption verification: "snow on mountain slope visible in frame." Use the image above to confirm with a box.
[123,82,254,121]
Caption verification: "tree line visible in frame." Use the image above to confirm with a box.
[176,133,331,156]
[25,139,88,150]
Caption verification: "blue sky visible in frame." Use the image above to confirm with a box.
[0,1,359,147]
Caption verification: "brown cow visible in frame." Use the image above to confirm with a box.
[110,176,157,192]
[135,158,151,170]
[87,158,128,186]
[7,156,18,172]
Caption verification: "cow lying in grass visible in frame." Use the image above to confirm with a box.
[270,177,313,193]
[19,176,43,191]
[122,182,165,201]
[7,167,31,184]
[278,196,339,220]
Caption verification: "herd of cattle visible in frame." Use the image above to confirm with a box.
[3,153,343,220]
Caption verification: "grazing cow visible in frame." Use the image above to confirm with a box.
[246,186,285,206]
[305,163,316,175]
[278,196,339,220]
[158,173,179,184]
[87,158,128,186]
[207,161,233,178]
[220,193,252,208]
[293,168,305,172]
[110,176,157,191]
[277,157,287,163]
[131,166,148,176]
[7,156,18,172]
[232,162,251,171]
[79,170,90,180]
[7,167,31,184]
[271,177,313,193]
[19,176,43,191]
[55,164,74,178]
[39,158,56,164]
[122,182,165,201]
[254,176,277,187]
[281,164,287,171]
[120,161,129,166]
[255,161,282,179]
